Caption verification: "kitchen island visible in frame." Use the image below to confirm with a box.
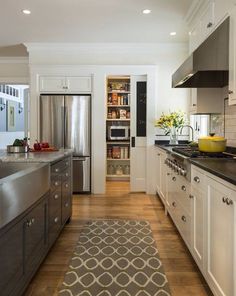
[0,149,73,296]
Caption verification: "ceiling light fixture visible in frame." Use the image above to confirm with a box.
[143,9,151,14]
[170,32,177,36]
[22,9,31,15]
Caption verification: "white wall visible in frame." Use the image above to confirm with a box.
[0,57,29,84]
[26,43,189,194]
[0,132,25,149]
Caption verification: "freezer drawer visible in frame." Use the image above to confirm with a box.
[73,157,90,193]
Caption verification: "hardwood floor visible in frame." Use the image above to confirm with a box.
[24,181,212,296]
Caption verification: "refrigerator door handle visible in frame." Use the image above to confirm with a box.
[73,157,86,161]
[64,106,68,148]
[61,106,65,148]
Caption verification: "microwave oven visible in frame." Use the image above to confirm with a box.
[108,126,130,140]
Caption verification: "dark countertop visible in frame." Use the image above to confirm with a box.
[190,159,236,186]
[154,141,236,186]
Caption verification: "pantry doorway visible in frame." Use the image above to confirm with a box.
[105,75,147,193]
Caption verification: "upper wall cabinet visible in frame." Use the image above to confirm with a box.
[39,76,91,93]
[229,6,236,105]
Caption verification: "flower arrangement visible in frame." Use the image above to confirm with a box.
[155,110,186,135]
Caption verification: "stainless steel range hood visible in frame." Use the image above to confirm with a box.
[172,17,229,88]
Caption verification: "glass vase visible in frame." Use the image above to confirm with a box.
[169,127,179,145]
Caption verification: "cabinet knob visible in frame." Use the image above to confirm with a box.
[54,181,59,186]
[228,90,234,95]
[181,215,187,222]
[65,183,69,188]
[54,194,59,200]
[172,177,176,181]
[226,198,233,206]
[157,153,160,156]
[167,172,170,176]
[207,22,213,28]
[26,220,32,227]
[192,103,197,107]
[193,176,200,183]
[222,197,227,203]
[54,217,59,223]
[181,185,186,191]
[189,194,194,199]
[65,173,69,177]
[65,202,69,208]
[66,162,69,166]
[172,202,176,207]
[55,168,59,173]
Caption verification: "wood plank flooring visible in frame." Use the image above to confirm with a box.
[24,181,212,296]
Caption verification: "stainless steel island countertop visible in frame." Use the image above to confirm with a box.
[0,149,73,164]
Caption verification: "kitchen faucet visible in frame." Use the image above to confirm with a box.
[180,125,194,142]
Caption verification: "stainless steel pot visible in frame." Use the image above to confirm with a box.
[7,145,29,153]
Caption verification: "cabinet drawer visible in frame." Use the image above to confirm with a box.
[49,209,61,246]
[177,210,191,248]
[62,168,71,182]
[51,176,61,192]
[191,166,205,191]
[49,190,61,215]
[177,180,191,212]
[62,196,72,225]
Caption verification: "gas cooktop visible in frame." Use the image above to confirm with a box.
[172,147,236,159]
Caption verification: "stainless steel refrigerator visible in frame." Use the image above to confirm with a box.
[40,95,91,193]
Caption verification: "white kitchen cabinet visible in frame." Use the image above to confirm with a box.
[189,87,223,115]
[229,6,236,105]
[214,0,231,27]
[39,76,91,93]
[39,76,66,93]
[206,177,236,296]
[190,183,205,271]
[155,147,167,205]
[200,1,215,41]
[189,22,202,53]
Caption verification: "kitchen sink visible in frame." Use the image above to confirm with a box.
[0,162,50,229]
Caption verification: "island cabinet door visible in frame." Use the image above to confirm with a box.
[23,196,48,274]
[0,221,24,296]
[206,177,236,296]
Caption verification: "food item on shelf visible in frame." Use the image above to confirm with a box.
[124,165,130,175]
[126,111,130,118]
[107,110,112,119]
[111,110,117,119]
[112,146,121,159]
[33,140,41,151]
[119,109,127,119]
[112,93,118,105]
[107,95,112,105]
[107,147,112,158]
[116,165,123,175]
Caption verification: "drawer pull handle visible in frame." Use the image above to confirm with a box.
[65,202,69,207]
[172,177,176,181]
[181,216,187,222]
[54,217,59,223]
[55,168,59,173]
[222,197,227,203]
[194,176,200,183]
[54,194,59,200]
[181,185,186,191]
[54,181,59,186]
[189,194,194,199]
[172,202,176,207]
[65,183,69,188]
[65,173,69,177]
[226,198,233,206]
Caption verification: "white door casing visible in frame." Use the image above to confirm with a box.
[130,75,147,192]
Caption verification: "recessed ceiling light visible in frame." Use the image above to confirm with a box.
[22,9,31,15]
[143,9,151,14]
[170,32,177,36]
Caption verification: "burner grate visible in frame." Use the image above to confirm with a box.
[172,147,235,158]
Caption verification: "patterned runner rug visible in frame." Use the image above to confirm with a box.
[58,220,171,296]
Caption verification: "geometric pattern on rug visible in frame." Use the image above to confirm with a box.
[58,220,171,296]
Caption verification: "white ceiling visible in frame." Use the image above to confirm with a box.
[0,0,194,49]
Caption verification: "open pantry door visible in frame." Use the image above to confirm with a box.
[130,75,147,192]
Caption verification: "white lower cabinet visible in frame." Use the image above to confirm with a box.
[155,147,167,205]
[191,187,204,270]
[205,177,236,296]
